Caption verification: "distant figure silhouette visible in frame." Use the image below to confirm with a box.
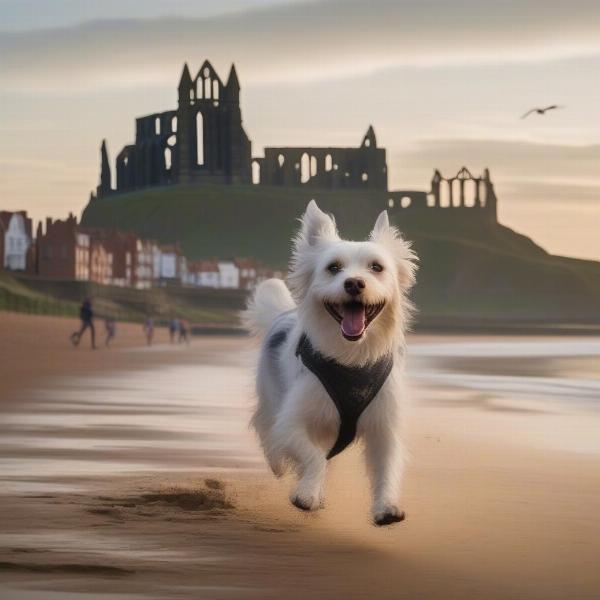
[104,317,116,347]
[71,297,96,349]
[143,317,154,346]
[169,318,179,344]
[179,319,190,345]
[521,105,563,119]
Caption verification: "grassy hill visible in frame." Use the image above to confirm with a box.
[81,184,600,324]
[8,275,245,326]
[0,269,77,317]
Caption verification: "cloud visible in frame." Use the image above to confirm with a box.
[2,0,600,92]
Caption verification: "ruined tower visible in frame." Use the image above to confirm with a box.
[96,140,112,198]
[112,60,252,194]
[253,124,388,190]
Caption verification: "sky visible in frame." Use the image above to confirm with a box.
[1,0,600,260]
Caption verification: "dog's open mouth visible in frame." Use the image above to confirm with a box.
[324,300,385,341]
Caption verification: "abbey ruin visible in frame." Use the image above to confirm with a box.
[92,60,497,221]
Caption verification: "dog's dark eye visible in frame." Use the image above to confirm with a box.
[370,262,384,273]
[327,262,343,274]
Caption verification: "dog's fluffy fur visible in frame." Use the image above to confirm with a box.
[244,201,417,525]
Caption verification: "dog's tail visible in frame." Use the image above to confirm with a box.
[242,278,296,336]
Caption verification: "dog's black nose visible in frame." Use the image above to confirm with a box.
[344,277,366,296]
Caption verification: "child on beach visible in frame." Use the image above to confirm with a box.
[178,319,190,344]
[169,318,179,343]
[104,318,116,347]
[143,317,154,346]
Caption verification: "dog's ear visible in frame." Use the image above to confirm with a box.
[288,201,339,300]
[369,211,418,290]
[301,200,339,246]
[370,210,390,239]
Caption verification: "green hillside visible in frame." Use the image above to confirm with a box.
[9,274,244,325]
[81,184,600,323]
[0,269,77,317]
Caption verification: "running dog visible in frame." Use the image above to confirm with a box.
[244,200,417,526]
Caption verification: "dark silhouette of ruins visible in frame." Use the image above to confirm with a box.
[92,60,497,222]
[386,166,497,221]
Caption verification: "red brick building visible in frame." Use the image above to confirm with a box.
[89,240,113,284]
[84,228,153,288]
[234,257,260,290]
[83,228,137,287]
[36,214,90,280]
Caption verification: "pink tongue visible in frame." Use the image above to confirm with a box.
[341,304,366,338]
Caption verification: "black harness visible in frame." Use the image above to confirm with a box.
[295,334,393,459]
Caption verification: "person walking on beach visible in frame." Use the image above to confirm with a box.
[143,317,154,346]
[71,297,96,349]
[104,317,116,347]
[169,318,179,344]
[178,319,190,345]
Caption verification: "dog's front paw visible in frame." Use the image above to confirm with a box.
[373,505,406,527]
[290,492,320,512]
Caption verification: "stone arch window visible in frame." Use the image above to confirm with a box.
[452,179,462,207]
[252,160,261,184]
[204,78,211,99]
[310,156,317,177]
[196,112,204,166]
[465,180,477,207]
[278,154,285,167]
[325,154,332,172]
[440,180,451,207]
[164,147,172,170]
[400,196,411,208]
[300,153,310,183]
[212,80,219,100]
[167,134,176,147]
[361,173,368,182]
[171,116,178,133]
[388,198,395,208]
[364,138,371,147]
[190,88,195,102]
[155,118,161,135]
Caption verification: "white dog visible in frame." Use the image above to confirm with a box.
[244,200,417,525]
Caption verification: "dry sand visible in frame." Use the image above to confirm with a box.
[1,312,599,599]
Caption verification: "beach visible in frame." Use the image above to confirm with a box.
[1,313,600,599]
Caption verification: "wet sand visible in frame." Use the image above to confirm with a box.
[1,313,600,599]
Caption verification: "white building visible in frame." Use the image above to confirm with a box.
[198,260,220,288]
[153,245,180,280]
[0,211,32,271]
[134,240,154,289]
[218,261,240,289]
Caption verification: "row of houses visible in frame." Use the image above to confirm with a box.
[0,210,281,290]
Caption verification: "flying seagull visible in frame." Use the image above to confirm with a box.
[521,105,563,119]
